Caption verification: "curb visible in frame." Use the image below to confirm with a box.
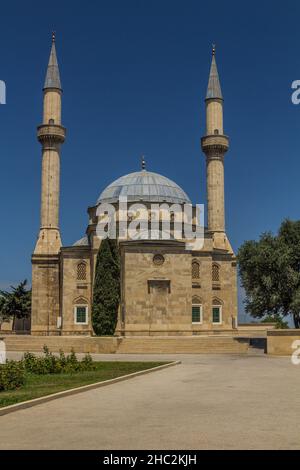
[0,361,180,417]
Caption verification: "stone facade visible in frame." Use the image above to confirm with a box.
[31,254,60,335]
[116,240,237,336]
[31,40,238,337]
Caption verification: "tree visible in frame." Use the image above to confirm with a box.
[238,219,300,328]
[261,315,289,329]
[92,238,121,336]
[0,280,31,331]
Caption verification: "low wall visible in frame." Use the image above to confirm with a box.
[0,320,13,332]
[237,323,276,338]
[267,330,300,356]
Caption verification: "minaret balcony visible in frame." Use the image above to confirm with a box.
[37,124,66,145]
[201,134,229,157]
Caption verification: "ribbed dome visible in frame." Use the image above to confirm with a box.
[73,235,89,246]
[97,171,191,205]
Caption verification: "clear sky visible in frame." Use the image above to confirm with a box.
[1,0,300,320]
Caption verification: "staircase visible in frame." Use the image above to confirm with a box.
[2,335,250,355]
[2,335,119,354]
[117,336,250,354]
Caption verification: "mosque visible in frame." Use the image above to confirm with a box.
[31,36,237,336]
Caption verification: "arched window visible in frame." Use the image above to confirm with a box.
[77,262,87,281]
[212,298,223,324]
[212,263,220,283]
[74,297,89,325]
[192,261,200,279]
[192,296,202,324]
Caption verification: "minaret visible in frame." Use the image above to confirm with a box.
[201,46,231,251]
[34,32,66,254]
[31,34,66,335]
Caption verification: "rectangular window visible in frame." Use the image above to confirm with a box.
[74,306,88,325]
[212,306,222,324]
[192,305,202,324]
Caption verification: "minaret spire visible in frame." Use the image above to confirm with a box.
[44,32,62,90]
[206,44,223,101]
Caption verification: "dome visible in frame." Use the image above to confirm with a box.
[73,235,89,246]
[97,171,191,205]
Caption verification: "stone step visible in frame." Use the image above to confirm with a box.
[2,335,250,355]
[117,337,249,354]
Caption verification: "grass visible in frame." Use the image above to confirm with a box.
[0,361,167,408]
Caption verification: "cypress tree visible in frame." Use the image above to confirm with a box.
[92,238,121,335]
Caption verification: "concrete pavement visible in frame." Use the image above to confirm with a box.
[1,354,300,450]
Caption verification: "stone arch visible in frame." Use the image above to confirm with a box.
[74,296,88,305]
[192,295,202,305]
[212,297,223,306]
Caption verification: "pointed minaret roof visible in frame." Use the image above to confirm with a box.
[206,45,222,100]
[44,32,62,90]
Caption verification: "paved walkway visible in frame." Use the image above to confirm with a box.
[1,354,300,450]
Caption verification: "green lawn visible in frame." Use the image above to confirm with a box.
[0,361,167,408]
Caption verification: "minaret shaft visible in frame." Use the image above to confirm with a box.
[34,38,65,255]
[40,88,62,231]
[206,99,223,135]
[206,157,225,232]
[40,147,60,229]
[201,48,230,249]
[43,90,62,125]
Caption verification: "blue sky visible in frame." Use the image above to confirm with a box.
[0,0,300,320]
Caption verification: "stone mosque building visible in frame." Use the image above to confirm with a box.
[31,36,237,337]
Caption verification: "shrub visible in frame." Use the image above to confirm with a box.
[81,353,96,371]
[23,352,44,374]
[0,360,25,391]
[42,346,63,374]
[22,347,95,375]
[64,349,80,373]
[23,350,55,375]
[0,350,96,394]
[58,349,67,368]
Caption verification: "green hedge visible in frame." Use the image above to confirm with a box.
[23,347,96,375]
[0,347,96,392]
[0,361,25,391]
